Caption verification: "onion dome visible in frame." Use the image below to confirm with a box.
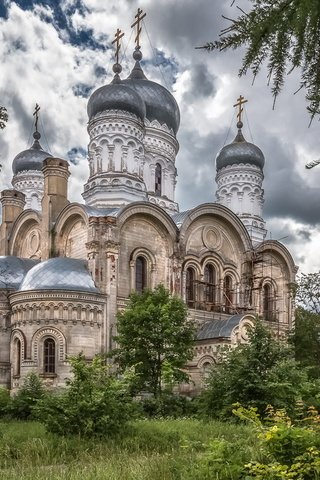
[216,121,265,171]
[12,131,52,175]
[122,47,180,134]
[87,63,146,121]
[19,257,99,293]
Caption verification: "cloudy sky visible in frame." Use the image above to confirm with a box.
[0,0,320,273]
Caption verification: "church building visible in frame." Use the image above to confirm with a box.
[0,12,297,393]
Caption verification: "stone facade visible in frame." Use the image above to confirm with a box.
[0,46,297,394]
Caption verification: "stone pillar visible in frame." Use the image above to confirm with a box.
[41,158,70,259]
[0,190,26,255]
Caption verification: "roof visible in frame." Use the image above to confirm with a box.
[19,257,100,294]
[196,314,247,340]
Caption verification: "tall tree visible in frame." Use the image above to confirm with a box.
[112,285,195,397]
[200,1,320,121]
[0,106,8,130]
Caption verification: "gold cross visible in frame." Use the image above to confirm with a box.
[131,8,146,48]
[233,95,248,123]
[33,103,40,132]
[112,28,124,64]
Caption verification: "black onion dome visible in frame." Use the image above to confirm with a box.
[12,132,52,175]
[216,123,265,171]
[122,49,180,134]
[87,73,146,121]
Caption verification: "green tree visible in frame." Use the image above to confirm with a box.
[295,272,320,313]
[112,285,195,397]
[201,320,309,418]
[290,307,320,378]
[200,1,320,121]
[36,354,136,437]
[0,106,8,130]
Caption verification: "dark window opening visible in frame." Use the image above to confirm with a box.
[186,267,195,307]
[44,338,56,374]
[204,264,216,304]
[155,163,162,196]
[263,284,275,321]
[14,339,21,377]
[136,256,147,293]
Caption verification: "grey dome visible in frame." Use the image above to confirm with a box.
[122,77,180,134]
[87,79,146,121]
[19,258,100,293]
[0,256,39,290]
[216,129,265,171]
[12,135,52,175]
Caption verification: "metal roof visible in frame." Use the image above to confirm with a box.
[196,314,247,340]
[19,257,100,294]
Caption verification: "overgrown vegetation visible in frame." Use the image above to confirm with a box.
[36,354,136,437]
[201,320,312,418]
[0,106,8,130]
[112,285,195,396]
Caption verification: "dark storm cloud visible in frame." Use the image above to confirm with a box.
[183,63,217,103]
[176,129,223,209]
[261,133,320,225]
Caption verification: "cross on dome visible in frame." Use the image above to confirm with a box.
[233,95,248,126]
[112,28,124,65]
[131,8,146,49]
[33,103,40,133]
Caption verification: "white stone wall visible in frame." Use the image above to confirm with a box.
[12,170,44,211]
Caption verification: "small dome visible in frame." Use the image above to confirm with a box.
[87,78,146,121]
[0,256,39,290]
[19,258,100,294]
[216,127,264,171]
[12,133,52,175]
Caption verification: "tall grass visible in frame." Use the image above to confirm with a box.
[0,419,259,479]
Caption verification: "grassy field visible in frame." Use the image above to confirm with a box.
[0,419,260,480]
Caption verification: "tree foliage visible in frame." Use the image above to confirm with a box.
[291,306,320,379]
[295,272,320,313]
[36,354,136,437]
[8,372,46,420]
[112,285,195,397]
[201,320,310,418]
[0,106,8,130]
[202,1,320,121]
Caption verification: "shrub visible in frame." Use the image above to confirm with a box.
[233,404,320,479]
[140,394,198,418]
[0,387,10,416]
[9,373,46,420]
[36,354,137,437]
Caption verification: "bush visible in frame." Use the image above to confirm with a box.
[233,404,320,479]
[0,387,10,416]
[36,354,137,437]
[8,373,46,420]
[200,320,311,419]
[140,394,198,418]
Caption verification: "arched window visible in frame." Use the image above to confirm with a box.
[263,284,275,321]
[224,275,233,314]
[204,264,216,305]
[44,338,56,374]
[155,163,162,196]
[186,267,196,308]
[135,256,147,293]
[13,339,21,377]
